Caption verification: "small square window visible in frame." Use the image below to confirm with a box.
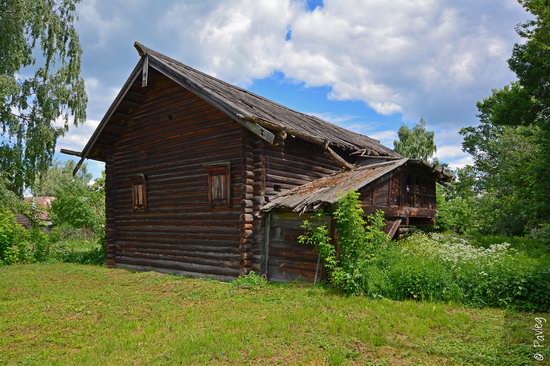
[204,162,230,208]
[130,174,147,211]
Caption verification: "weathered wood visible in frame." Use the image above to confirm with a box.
[387,218,402,239]
[80,43,443,283]
[263,213,271,276]
[102,72,243,277]
[324,146,354,170]
[142,55,149,87]
[60,149,82,157]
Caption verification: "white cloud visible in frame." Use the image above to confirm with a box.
[157,0,524,122]
[78,0,127,48]
[368,130,397,147]
[446,155,474,170]
[159,0,302,85]
[57,119,100,153]
[435,145,464,159]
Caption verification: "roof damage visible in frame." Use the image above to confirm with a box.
[262,159,451,213]
[134,42,399,156]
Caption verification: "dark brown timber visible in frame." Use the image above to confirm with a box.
[75,42,448,281]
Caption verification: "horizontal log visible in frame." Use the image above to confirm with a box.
[115,263,237,281]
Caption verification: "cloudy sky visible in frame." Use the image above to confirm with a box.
[57,0,529,177]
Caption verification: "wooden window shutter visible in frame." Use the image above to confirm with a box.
[130,174,147,211]
[204,162,231,208]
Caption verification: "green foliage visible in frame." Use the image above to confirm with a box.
[233,271,269,289]
[300,194,549,311]
[390,233,550,311]
[459,124,539,235]
[535,223,550,248]
[436,183,478,234]
[49,176,105,235]
[0,0,87,195]
[299,214,336,271]
[0,210,54,264]
[393,118,436,161]
[0,209,31,264]
[0,176,21,212]
[49,238,104,265]
[32,160,93,196]
[299,191,389,295]
[460,0,550,232]
[0,210,103,266]
[385,255,462,303]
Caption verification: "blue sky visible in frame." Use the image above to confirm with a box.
[56,0,529,178]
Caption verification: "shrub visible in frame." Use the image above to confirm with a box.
[385,255,462,302]
[0,209,104,266]
[49,238,104,265]
[398,233,550,311]
[301,197,550,311]
[0,210,32,265]
[299,191,389,295]
[436,195,478,234]
[50,180,105,235]
[0,178,21,213]
[535,223,550,248]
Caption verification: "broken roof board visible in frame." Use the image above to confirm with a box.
[262,159,409,213]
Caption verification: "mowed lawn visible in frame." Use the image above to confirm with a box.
[0,264,545,365]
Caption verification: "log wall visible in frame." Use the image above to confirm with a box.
[359,167,437,221]
[266,212,327,282]
[105,73,244,280]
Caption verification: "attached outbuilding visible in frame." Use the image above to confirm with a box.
[67,42,449,282]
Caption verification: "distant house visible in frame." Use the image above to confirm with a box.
[66,42,449,282]
[16,196,55,229]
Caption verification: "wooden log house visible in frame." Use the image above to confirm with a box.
[66,42,450,282]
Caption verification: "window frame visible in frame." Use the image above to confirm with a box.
[130,174,147,211]
[204,162,231,208]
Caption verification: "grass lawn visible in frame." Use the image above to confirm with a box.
[0,263,547,365]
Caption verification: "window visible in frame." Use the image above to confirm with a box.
[204,162,230,207]
[130,174,147,211]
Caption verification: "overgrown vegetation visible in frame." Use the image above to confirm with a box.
[0,161,104,267]
[299,191,388,295]
[0,210,103,266]
[300,191,550,311]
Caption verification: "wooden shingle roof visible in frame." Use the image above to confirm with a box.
[134,42,398,156]
[261,159,408,213]
[74,42,400,174]
[261,158,451,213]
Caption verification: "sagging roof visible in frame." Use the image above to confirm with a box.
[74,42,400,174]
[133,42,398,156]
[262,159,451,213]
[135,42,398,156]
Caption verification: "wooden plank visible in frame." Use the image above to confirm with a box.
[387,218,402,239]
[264,213,271,276]
[60,149,82,157]
[142,55,149,87]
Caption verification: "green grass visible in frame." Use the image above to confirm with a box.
[0,263,547,365]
